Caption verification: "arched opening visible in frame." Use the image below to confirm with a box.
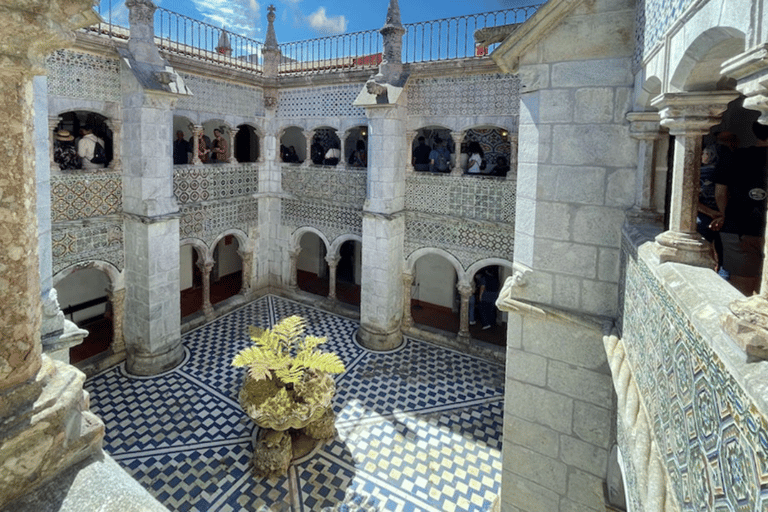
[180,244,204,319]
[296,232,329,297]
[410,253,459,333]
[336,239,362,306]
[54,111,113,171]
[462,127,511,177]
[55,268,113,363]
[172,115,194,165]
[344,126,368,167]
[468,265,506,346]
[280,126,305,163]
[211,235,243,304]
[311,127,341,166]
[412,126,453,173]
[235,124,259,162]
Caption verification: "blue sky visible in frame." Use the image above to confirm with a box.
[102,0,539,43]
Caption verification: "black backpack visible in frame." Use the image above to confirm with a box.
[91,142,107,164]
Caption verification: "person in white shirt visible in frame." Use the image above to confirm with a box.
[77,125,106,170]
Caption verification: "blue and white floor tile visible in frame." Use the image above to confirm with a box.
[85,295,505,511]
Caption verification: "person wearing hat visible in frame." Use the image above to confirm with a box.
[54,129,80,171]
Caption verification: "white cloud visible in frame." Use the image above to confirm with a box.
[190,0,262,39]
[307,7,347,35]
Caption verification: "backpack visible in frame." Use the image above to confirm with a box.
[434,150,449,172]
[91,141,107,164]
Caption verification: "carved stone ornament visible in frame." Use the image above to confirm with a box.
[126,0,157,25]
[723,295,768,360]
[264,95,278,109]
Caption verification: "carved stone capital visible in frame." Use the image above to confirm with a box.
[651,92,738,136]
[626,111,661,140]
[722,44,768,124]
[723,295,768,360]
[652,230,714,268]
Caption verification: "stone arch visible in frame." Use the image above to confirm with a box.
[211,228,249,255]
[210,229,247,305]
[669,27,745,92]
[280,125,306,163]
[52,109,114,170]
[173,115,195,165]
[180,237,210,262]
[461,124,513,175]
[465,258,515,286]
[405,247,465,283]
[636,76,662,110]
[179,238,208,319]
[292,227,331,297]
[53,260,123,291]
[329,233,363,259]
[310,126,341,165]
[291,226,331,254]
[343,125,368,166]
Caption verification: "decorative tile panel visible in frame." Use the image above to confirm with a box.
[46,50,121,102]
[619,249,768,511]
[176,73,264,118]
[51,171,122,222]
[282,199,363,241]
[173,163,259,204]
[405,212,514,268]
[282,166,366,208]
[407,74,520,118]
[52,219,124,274]
[179,197,258,245]
[635,0,696,65]
[406,175,515,223]
[276,84,366,118]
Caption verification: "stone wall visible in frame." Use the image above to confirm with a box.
[615,229,768,511]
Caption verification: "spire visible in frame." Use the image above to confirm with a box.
[376,0,405,84]
[264,4,279,51]
[216,27,232,56]
[383,0,403,31]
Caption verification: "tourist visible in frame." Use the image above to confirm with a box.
[696,145,725,276]
[211,128,229,163]
[412,136,431,171]
[311,139,325,165]
[173,130,190,165]
[324,142,340,165]
[350,140,367,167]
[77,125,106,170]
[466,141,484,174]
[54,130,80,171]
[429,137,451,173]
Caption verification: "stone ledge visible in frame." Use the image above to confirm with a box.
[1,452,168,512]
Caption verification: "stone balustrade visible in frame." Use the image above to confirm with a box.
[173,162,259,204]
[51,170,122,222]
[282,164,367,207]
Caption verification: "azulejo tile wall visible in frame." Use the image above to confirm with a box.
[176,73,264,118]
[52,220,124,274]
[634,0,696,66]
[277,84,366,118]
[620,250,768,510]
[405,175,515,223]
[46,50,121,102]
[51,171,122,222]
[179,197,258,246]
[282,167,366,208]
[405,212,514,268]
[406,74,520,118]
[173,164,259,204]
[282,199,363,242]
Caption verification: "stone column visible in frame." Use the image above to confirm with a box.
[288,248,301,291]
[302,130,314,167]
[121,0,187,375]
[199,260,215,320]
[238,248,253,296]
[508,135,518,179]
[451,131,464,175]
[191,124,202,165]
[650,92,737,267]
[108,287,126,355]
[457,282,473,338]
[626,111,663,224]
[720,47,768,358]
[106,118,122,171]
[48,116,60,173]
[406,129,416,174]
[326,255,340,301]
[402,272,414,329]
[229,127,239,164]
[0,2,104,508]
[338,133,347,170]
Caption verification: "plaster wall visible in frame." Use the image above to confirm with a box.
[414,253,457,309]
[180,244,194,290]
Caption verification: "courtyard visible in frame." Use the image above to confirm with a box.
[85,295,505,511]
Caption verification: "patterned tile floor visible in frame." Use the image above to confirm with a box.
[85,296,505,512]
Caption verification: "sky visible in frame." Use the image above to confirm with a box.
[101,0,540,44]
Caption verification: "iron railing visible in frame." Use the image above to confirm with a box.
[80,2,541,76]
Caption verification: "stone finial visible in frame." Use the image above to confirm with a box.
[374,0,405,85]
[384,0,403,29]
[216,28,232,56]
[264,4,279,51]
[126,0,165,65]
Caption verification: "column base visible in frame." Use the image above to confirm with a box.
[652,230,715,268]
[0,356,104,508]
[356,325,404,351]
[125,340,184,376]
[723,295,768,360]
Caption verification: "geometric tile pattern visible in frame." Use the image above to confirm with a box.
[176,73,265,118]
[46,49,121,102]
[462,128,513,169]
[174,163,259,204]
[635,0,695,65]
[282,198,363,241]
[405,175,516,223]
[51,170,122,222]
[179,196,259,245]
[619,250,768,511]
[277,84,366,118]
[51,219,124,274]
[404,211,515,268]
[85,295,504,511]
[406,74,520,118]
[282,166,366,208]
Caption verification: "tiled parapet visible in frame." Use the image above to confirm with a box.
[406,174,515,223]
[406,73,520,119]
[51,170,122,222]
[617,228,768,510]
[173,163,259,204]
[277,83,366,118]
[52,220,124,275]
[179,197,259,246]
[46,49,121,102]
[176,73,264,118]
[282,165,366,208]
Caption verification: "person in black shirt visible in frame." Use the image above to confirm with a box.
[173,130,190,165]
[412,136,431,171]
